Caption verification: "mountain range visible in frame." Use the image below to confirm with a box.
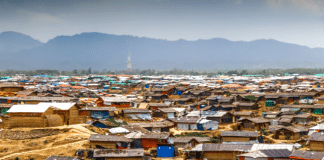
[0,31,323,71]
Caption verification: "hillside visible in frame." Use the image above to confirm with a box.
[0,31,43,53]
[0,32,323,70]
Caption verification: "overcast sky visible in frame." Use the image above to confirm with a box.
[0,0,323,48]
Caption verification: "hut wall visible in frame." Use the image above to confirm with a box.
[44,108,54,115]
[222,137,250,142]
[153,112,163,118]
[142,139,165,149]
[318,100,324,104]
[45,114,63,127]
[174,143,192,149]
[8,117,45,128]
[290,132,300,140]
[69,117,86,124]
[90,141,116,149]
[54,110,69,124]
[202,151,239,160]
[69,106,79,117]
[79,110,89,117]
[0,87,23,92]
[104,158,142,160]
[310,141,324,151]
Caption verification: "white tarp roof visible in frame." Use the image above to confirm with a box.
[310,124,324,130]
[251,144,295,152]
[102,97,131,105]
[38,102,76,110]
[191,144,203,151]
[109,127,130,134]
[125,132,145,139]
[186,111,200,117]
[7,104,50,113]
[172,108,186,112]
[237,151,267,158]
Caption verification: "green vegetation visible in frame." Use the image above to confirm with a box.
[244,95,258,102]
[175,132,209,137]
[260,129,267,135]
[285,134,291,140]
[209,137,221,143]
[106,118,128,127]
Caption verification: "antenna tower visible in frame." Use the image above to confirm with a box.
[127,52,132,73]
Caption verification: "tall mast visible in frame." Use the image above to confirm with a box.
[127,52,132,73]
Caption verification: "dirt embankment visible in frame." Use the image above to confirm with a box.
[0,128,70,140]
[0,124,94,160]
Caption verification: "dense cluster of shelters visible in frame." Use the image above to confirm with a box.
[2,74,324,159]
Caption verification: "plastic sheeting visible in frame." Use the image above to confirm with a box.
[128,114,139,120]
[167,113,175,119]
[177,124,189,130]
[136,113,152,120]
[91,111,109,119]
[109,127,130,134]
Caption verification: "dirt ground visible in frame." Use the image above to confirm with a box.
[0,124,94,160]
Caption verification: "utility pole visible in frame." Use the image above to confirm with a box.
[127,52,132,73]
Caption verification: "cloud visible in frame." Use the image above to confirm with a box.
[235,0,243,5]
[266,0,324,15]
[19,10,66,23]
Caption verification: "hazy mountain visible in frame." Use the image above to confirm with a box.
[0,31,43,53]
[0,32,323,70]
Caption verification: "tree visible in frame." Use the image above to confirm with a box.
[244,95,257,102]
[72,69,78,75]
[240,69,248,75]
[88,67,92,74]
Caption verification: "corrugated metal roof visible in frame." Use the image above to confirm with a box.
[128,121,174,128]
[123,109,151,113]
[169,117,200,123]
[89,134,132,142]
[308,132,324,142]
[80,107,117,111]
[261,149,292,158]
[140,133,170,139]
[290,150,324,159]
[221,131,258,137]
[93,149,144,158]
[202,143,252,152]
[206,111,228,117]
[102,97,131,103]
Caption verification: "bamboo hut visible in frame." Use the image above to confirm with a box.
[89,134,132,149]
[308,132,324,151]
[6,104,63,128]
